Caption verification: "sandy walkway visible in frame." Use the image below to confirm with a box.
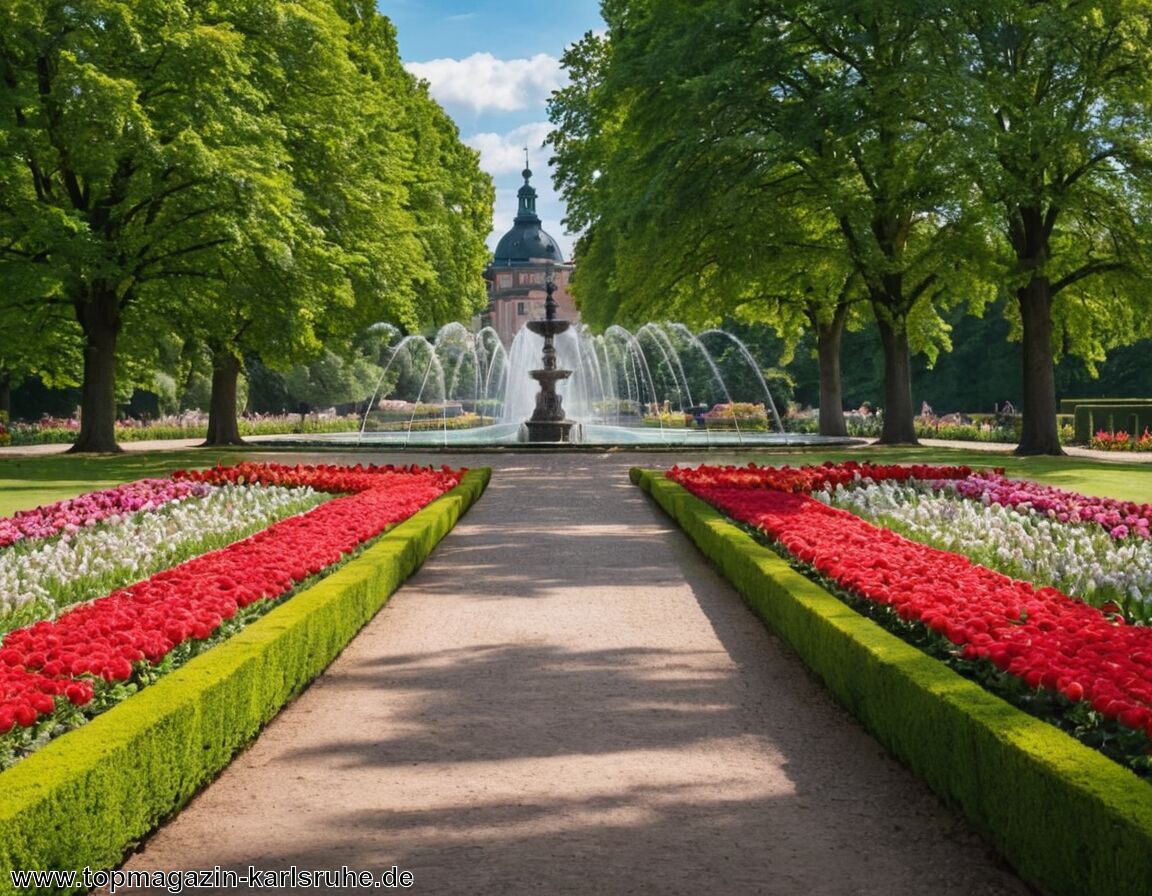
[96,451,1033,895]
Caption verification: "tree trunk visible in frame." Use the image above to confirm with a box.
[874,311,919,445]
[69,287,122,454]
[1015,276,1064,456]
[204,348,246,446]
[0,371,11,418]
[815,306,848,437]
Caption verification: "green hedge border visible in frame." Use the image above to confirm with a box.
[0,468,490,896]
[630,467,1152,896]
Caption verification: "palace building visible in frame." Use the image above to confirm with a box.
[481,164,578,347]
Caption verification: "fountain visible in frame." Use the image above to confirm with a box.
[523,275,578,442]
[336,317,852,448]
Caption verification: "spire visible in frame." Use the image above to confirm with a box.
[516,150,539,222]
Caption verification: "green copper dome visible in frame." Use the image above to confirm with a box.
[492,167,565,264]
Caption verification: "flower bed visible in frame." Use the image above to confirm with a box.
[0,463,463,769]
[667,462,1152,772]
[1,412,363,446]
[0,465,488,896]
[0,478,211,547]
[363,413,496,432]
[817,475,1152,622]
[1,483,328,636]
[633,464,1152,896]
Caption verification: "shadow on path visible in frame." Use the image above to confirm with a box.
[105,453,1036,896]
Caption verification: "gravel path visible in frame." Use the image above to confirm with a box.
[96,451,1034,895]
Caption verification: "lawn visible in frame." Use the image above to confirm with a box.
[0,449,247,517]
[2,443,1151,516]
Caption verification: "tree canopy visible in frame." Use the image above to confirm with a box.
[937,0,1152,453]
[550,0,995,443]
[0,0,492,450]
[549,0,1152,451]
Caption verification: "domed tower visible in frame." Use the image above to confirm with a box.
[482,160,577,347]
[494,165,566,264]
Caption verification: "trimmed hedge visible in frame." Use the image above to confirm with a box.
[631,467,1152,896]
[1059,397,1152,414]
[1066,399,1152,443]
[0,468,490,896]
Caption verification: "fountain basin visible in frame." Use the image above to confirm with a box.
[524,420,579,443]
[356,319,844,449]
[299,424,856,449]
[526,319,571,338]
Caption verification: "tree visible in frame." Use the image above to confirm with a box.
[1,2,299,450]
[548,0,994,444]
[187,3,493,446]
[941,0,1152,454]
[166,0,409,446]
[549,22,857,435]
[0,3,280,449]
[0,1,492,451]
[283,348,380,412]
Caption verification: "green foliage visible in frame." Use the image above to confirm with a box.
[935,0,1152,452]
[551,1,1152,449]
[1073,403,1152,445]
[549,0,1000,444]
[282,349,380,412]
[0,1,493,450]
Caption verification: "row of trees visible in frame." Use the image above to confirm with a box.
[547,0,1152,454]
[1,0,493,451]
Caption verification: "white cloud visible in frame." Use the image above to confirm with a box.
[473,125,573,259]
[466,123,554,176]
[406,52,565,114]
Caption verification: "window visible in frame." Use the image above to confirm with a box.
[497,274,512,289]
[517,301,527,315]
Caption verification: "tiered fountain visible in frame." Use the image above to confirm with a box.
[349,315,853,448]
[524,275,577,442]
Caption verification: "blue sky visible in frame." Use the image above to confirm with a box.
[376,1,606,260]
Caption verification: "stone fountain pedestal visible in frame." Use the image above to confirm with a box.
[524,277,577,443]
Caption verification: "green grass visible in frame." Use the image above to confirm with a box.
[0,450,247,517]
[2,443,1151,517]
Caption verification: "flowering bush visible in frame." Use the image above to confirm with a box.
[784,407,885,437]
[667,462,1152,773]
[700,402,770,430]
[1090,428,1152,452]
[0,463,463,764]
